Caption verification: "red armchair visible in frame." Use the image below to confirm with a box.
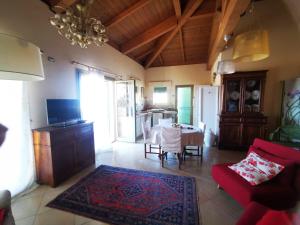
[212,138,300,210]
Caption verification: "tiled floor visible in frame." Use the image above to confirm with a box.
[12,142,246,225]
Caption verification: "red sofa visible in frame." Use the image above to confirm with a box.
[212,138,300,210]
[237,201,300,225]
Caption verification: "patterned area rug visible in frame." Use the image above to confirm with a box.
[47,165,200,225]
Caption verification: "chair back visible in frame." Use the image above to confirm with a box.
[199,121,206,133]
[141,118,151,142]
[161,127,182,153]
[158,118,172,127]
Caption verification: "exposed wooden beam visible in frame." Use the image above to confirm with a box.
[51,0,76,13]
[145,0,204,68]
[207,0,250,69]
[158,54,164,65]
[173,0,185,64]
[136,49,153,60]
[121,16,177,54]
[179,30,185,64]
[172,0,182,18]
[189,12,215,20]
[105,0,153,29]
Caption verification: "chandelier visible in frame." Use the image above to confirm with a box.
[50,0,108,48]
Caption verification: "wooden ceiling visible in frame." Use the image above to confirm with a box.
[42,0,251,69]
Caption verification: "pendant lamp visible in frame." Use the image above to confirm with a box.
[233,29,269,62]
[232,2,270,63]
[0,33,44,81]
[217,60,235,74]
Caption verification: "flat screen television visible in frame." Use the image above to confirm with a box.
[46,99,81,125]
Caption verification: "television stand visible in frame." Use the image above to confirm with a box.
[32,121,95,187]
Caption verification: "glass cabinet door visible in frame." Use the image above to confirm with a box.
[225,80,241,113]
[243,79,262,113]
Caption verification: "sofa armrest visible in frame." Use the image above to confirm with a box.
[0,190,11,209]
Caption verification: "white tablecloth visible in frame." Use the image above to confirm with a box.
[150,124,204,146]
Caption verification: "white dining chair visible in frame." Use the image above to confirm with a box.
[158,118,172,127]
[183,122,205,162]
[142,118,161,158]
[160,126,183,169]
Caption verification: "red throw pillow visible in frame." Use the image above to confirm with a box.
[257,210,300,225]
[248,146,296,186]
[229,152,285,185]
[0,208,6,225]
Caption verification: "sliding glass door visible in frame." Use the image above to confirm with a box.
[115,80,136,142]
[79,70,116,152]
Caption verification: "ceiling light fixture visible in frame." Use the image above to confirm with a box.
[233,2,270,62]
[217,34,236,75]
[50,0,108,48]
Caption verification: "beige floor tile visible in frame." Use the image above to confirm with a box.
[15,216,36,225]
[74,215,92,225]
[12,195,43,220]
[34,209,74,225]
[84,219,109,225]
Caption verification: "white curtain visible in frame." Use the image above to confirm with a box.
[80,71,113,152]
[0,80,35,196]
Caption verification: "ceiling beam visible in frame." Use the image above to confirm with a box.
[105,0,153,29]
[189,12,215,20]
[172,0,182,18]
[51,0,76,13]
[172,0,185,64]
[145,0,204,68]
[121,16,177,54]
[179,30,185,63]
[158,54,164,65]
[207,0,250,69]
[136,49,153,60]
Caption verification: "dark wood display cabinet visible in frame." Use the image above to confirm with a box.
[218,71,268,150]
[33,122,95,187]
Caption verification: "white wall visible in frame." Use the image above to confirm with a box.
[0,0,145,128]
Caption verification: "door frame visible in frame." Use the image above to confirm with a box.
[115,80,136,142]
[175,85,194,124]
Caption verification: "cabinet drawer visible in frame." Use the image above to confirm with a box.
[220,117,242,123]
[75,125,93,137]
[50,130,76,145]
[244,117,267,124]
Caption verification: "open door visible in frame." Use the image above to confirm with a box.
[115,80,136,142]
[176,85,193,125]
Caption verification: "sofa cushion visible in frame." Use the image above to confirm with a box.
[236,202,269,225]
[212,163,297,209]
[0,208,6,225]
[248,146,296,186]
[229,152,285,185]
[256,210,300,225]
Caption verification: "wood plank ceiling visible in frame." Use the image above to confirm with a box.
[41,0,250,69]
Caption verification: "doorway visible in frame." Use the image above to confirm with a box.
[176,85,193,125]
[115,80,136,142]
[78,70,116,152]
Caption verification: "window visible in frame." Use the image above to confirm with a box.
[153,87,168,105]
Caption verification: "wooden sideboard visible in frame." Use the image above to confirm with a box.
[218,71,268,150]
[33,122,95,187]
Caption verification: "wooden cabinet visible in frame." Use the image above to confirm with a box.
[219,71,268,150]
[33,122,95,187]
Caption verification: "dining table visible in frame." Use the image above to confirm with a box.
[150,124,204,149]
